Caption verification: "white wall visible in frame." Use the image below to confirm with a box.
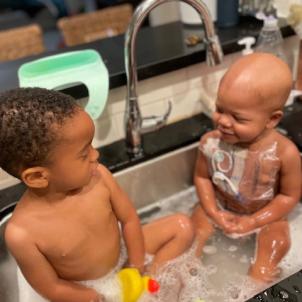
[148,0,217,27]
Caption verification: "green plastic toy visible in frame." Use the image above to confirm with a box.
[18,49,109,120]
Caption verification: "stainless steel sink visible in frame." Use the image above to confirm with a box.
[115,142,198,209]
[0,213,18,302]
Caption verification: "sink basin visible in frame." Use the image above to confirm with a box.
[1,142,302,302]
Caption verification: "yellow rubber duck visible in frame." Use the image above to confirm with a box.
[118,268,160,302]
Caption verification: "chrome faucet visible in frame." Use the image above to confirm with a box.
[124,0,223,156]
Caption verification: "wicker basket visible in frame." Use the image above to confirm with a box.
[0,24,45,62]
[57,4,133,47]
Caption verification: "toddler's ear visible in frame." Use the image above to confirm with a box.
[267,110,283,129]
[21,167,50,188]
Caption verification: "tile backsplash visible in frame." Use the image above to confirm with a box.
[0,51,242,190]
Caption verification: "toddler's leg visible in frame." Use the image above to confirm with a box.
[249,220,290,283]
[191,204,215,257]
[142,213,194,274]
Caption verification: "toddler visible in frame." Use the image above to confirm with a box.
[1,88,194,302]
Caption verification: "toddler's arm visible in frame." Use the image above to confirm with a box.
[98,165,145,273]
[5,223,103,302]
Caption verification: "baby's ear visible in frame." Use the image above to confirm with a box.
[267,110,283,129]
[21,167,50,188]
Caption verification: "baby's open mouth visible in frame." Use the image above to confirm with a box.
[218,127,234,135]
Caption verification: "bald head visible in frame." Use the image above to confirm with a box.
[219,53,292,111]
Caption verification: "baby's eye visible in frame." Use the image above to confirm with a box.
[234,116,248,123]
[80,154,88,160]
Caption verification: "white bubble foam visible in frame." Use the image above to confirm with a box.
[203,245,218,255]
[228,245,238,252]
[239,254,249,263]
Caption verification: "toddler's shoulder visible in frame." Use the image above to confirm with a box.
[96,163,107,173]
[4,213,31,250]
[96,163,113,179]
[95,164,118,192]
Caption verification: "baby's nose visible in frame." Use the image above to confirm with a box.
[218,113,232,128]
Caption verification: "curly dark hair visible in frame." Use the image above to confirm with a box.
[0,87,80,178]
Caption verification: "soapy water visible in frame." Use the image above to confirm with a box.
[137,187,302,302]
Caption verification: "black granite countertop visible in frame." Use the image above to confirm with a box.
[0,16,295,97]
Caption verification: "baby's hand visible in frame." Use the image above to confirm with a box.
[227,215,257,234]
[212,210,238,232]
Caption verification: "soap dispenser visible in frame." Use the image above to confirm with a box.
[254,15,288,63]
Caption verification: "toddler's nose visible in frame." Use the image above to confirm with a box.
[90,147,100,162]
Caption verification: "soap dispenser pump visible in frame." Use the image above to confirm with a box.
[238,36,256,55]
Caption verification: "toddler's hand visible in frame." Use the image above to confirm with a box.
[126,262,145,274]
[89,292,105,302]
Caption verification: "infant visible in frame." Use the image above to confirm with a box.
[192,53,301,282]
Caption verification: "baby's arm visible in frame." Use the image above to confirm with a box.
[98,165,145,273]
[195,133,238,231]
[231,141,301,234]
[5,223,103,302]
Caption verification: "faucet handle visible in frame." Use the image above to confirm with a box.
[141,101,172,134]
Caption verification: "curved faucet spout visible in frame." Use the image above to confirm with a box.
[124,0,223,156]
